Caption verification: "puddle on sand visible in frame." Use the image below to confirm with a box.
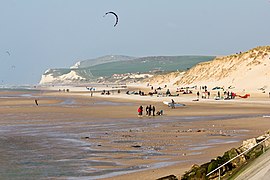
[113,140,137,143]
[92,101,134,106]
[0,119,167,180]
[187,145,213,151]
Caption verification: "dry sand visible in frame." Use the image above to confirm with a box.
[1,85,270,179]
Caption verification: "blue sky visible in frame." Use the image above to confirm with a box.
[0,0,270,84]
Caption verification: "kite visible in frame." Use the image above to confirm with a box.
[104,11,118,27]
[6,51,10,56]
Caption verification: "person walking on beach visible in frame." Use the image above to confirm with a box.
[34,99,38,106]
[148,105,152,116]
[90,90,93,97]
[152,106,155,116]
[137,106,141,116]
[197,91,200,99]
[166,89,171,96]
[171,99,175,109]
[146,106,149,116]
[207,91,210,99]
[138,106,143,117]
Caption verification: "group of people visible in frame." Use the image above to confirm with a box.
[137,105,163,117]
[224,91,236,99]
[58,89,69,92]
[197,91,211,99]
[101,90,111,95]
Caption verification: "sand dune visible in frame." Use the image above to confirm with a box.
[146,46,270,94]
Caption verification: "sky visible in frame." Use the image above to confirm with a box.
[0,0,270,85]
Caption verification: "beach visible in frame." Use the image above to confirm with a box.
[2,1,270,179]
[0,85,270,179]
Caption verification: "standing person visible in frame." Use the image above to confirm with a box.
[269,92,270,98]
[171,99,175,109]
[197,91,200,99]
[137,106,142,117]
[207,91,210,99]
[138,106,143,117]
[152,106,155,116]
[166,89,171,96]
[34,99,38,106]
[146,106,149,116]
[90,90,93,97]
[218,91,220,98]
[148,105,152,116]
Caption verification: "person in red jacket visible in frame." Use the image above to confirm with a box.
[138,106,143,117]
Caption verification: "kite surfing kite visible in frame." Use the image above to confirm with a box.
[6,51,10,56]
[103,11,118,27]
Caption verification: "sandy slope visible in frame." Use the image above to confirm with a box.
[145,46,270,94]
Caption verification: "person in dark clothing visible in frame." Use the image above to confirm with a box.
[171,99,175,109]
[207,91,210,99]
[146,106,149,116]
[34,99,38,106]
[166,89,171,96]
[152,106,155,116]
[197,91,200,98]
[148,105,152,116]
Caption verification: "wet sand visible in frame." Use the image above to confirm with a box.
[0,89,270,179]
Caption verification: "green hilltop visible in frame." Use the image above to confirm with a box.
[40,55,216,84]
[79,55,215,77]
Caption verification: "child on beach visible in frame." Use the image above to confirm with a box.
[156,109,163,115]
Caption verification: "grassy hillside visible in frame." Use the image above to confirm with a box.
[88,56,215,77]
[40,55,216,84]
